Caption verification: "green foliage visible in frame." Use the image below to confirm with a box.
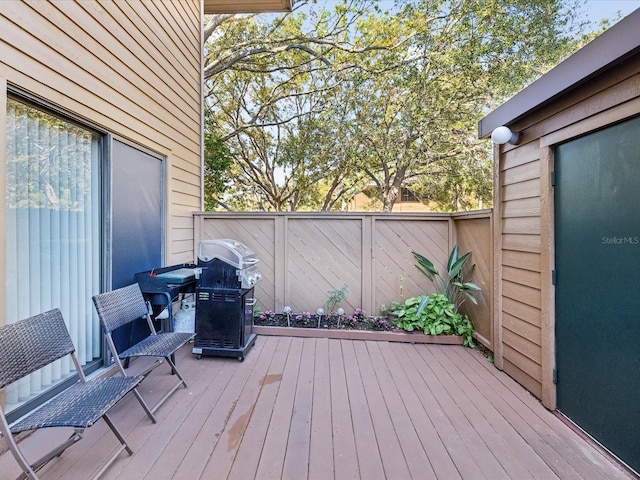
[203,124,234,211]
[204,0,596,212]
[412,244,481,311]
[380,300,403,315]
[392,294,475,347]
[326,284,349,314]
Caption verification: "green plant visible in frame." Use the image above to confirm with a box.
[412,244,481,312]
[391,294,475,347]
[326,284,349,314]
[380,301,403,316]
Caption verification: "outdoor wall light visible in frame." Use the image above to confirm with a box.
[491,125,520,145]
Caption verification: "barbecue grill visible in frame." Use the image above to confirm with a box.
[192,239,261,361]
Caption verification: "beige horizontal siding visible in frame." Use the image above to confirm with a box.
[496,136,544,399]
[502,179,540,201]
[503,356,542,399]
[0,0,202,264]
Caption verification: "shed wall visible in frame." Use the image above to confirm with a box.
[0,0,202,265]
[493,57,640,407]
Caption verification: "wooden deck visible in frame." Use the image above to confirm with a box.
[1,336,633,480]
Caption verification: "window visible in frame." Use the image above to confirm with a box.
[400,188,419,202]
[4,97,101,418]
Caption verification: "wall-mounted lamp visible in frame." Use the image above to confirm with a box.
[491,126,520,145]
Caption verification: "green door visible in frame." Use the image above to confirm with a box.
[555,116,640,474]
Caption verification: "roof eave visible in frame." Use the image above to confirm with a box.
[203,0,294,14]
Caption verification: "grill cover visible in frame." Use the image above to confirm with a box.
[197,239,261,289]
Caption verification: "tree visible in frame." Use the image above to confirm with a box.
[203,0,594,212]
[341,0,589,211]
[204,1,387,211]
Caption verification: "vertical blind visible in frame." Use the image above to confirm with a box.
[4,98,101,411]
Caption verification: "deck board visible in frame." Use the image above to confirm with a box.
[368,341,436,479]
[308,338,334,480]
[341,340,385,479]
[1,338,634,480]
[353,340,411,479]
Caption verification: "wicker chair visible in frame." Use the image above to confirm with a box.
[92,283,195,424]
[0,309,143,480]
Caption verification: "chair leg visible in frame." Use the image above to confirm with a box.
[165,356,189,388]
[89,414,133,480]
[132,388,157,423]
[2,430,39,480]
[24,430,83,477]
[147,356,189,414]
[102,413,134,455]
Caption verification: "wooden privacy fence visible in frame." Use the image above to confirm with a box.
[194,210,493,349]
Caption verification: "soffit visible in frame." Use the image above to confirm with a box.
[203,0,292,14]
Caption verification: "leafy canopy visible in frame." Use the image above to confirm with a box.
[203,0,599,212]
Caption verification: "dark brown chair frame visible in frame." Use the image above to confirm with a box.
[92,283,195,424]
[0,309,143,480]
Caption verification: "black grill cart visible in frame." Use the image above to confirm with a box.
[192,239,261,361]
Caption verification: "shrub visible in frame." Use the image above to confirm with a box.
[392,294,475,347]
[412,244,481,312]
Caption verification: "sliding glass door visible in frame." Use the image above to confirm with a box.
[4,97,101,417]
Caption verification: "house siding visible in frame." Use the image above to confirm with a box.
[0,0,202,265]
[492,55,640,408]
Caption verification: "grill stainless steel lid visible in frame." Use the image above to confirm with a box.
[197,239,262,289]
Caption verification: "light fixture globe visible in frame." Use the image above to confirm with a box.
[491,125,520,145]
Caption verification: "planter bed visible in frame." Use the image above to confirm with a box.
[253,325,464,344]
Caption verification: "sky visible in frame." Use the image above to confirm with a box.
[301,0,640,28]
[585,0,639,25]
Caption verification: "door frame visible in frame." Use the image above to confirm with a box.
[538,104,640,410]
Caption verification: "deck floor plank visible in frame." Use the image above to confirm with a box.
[451,345,631,480]
[226,336,293,480]
[434,345,560,480]
[141,351,238,479]
[254,336,305,479]
[341,339,386,480]
[171,335,272,480]
[327,339,360,479]
[198,335,279,480]
[366,340,437,479]
[415,344,512,479]
[281,337,316,480]
[428,345,540,480]
[307,338,334,480]
[399,343,486,478]
[351,340,412,479]
[383,342,462,480]
[108,348,231,480]
[2,339,635,480]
